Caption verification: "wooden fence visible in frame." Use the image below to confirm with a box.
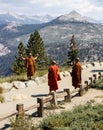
[0,72,102,121]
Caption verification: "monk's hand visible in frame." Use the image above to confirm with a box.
[36,53,39,57]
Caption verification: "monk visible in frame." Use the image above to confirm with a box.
[71,58,82,89]
[48,60,59,93]
[21,53,38,80]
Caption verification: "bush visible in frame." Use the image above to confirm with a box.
[91,78,103,89]
[10,115,38,130]
[39,103,103,130]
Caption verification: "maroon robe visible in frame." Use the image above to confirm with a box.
[25,56,35,77]
[72,61,82,89]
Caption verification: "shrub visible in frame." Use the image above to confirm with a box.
[39,103,103,130]
[91,78,103,89]
[10,115,38,130]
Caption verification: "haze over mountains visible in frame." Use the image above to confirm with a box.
[0,11,103,76]
[0,10,102,25]
[0,12,54,25]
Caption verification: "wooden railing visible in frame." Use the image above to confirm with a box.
[0,72,102,121]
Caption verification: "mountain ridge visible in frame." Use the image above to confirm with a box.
[0,10,103,76]
[0,10,102,25]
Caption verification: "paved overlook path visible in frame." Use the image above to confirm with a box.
[0,63,103,129]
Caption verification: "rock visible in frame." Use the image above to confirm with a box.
[86,63,93,68]
[12,81,26,89]
[0,82,13,93]
[100,62,103,66]
[82,65,87,70]
[62,71,71,77]
[25,80,37,87]
[92,62,100,67]
[34,76,47,84]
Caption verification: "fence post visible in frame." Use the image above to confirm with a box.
[64,89,71,102]
[37,98,43,117]
[93,74,97,83]
[98,72,102,79]
[84,81,89,91]
[16,104,24,117]
[50,92,57,106]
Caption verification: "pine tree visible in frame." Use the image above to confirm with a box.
[67,35,79,66]
[27,30,48,68]
[11,41,26,75]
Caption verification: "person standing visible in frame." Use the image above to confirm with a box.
[21,53,39,80]
[48,60,59,93]
[71,58,82,89]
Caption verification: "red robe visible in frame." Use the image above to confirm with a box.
[48,64,59,92]
[25,56,35,77]
[72,61,82,89]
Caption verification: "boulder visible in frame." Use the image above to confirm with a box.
[12,81,26,89]
[62,71,71,77]
[82,65,87,70]
[86,63,93,68]
[0,82,13,93]
[25,80,37,87]
[34,76,47,84]
[92,62,100,67]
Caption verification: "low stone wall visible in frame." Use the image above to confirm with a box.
[0,61,103,93]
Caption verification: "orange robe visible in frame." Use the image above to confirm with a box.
[71,61,82,89]
[48,65,59,92]
[25,56,35,77]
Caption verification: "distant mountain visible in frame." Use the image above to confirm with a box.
[0,10,103,76]
[0,12,54,24]
[50,10,101,24]
[55,10,86,22]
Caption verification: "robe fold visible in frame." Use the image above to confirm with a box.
[25,56,35,77]
[72,61,82,89]
[48,64,59,92]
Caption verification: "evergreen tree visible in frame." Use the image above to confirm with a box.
[27,30,48,68]
[67,35,79,66]
[11,41,26,75]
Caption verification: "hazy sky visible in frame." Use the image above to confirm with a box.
[0,0,103,20]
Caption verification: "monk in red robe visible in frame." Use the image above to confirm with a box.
[71,58,82,89]
[22,53,38,80]
[48,60,59,93]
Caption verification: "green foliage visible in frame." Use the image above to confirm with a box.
[91,78,103,89]
[39,103,103,130]
[67,49,78,64]
[27,30,48,68]
[67,35,79,66]
[10,115,37,130]
[11,41,26,75]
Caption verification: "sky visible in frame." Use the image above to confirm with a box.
[0,0,103,20]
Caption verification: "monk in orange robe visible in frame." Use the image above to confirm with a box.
[22,53,38,80]
[48,60,59,93]
[71,58,82,89]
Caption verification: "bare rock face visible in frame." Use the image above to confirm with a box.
[0,44,11,56]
